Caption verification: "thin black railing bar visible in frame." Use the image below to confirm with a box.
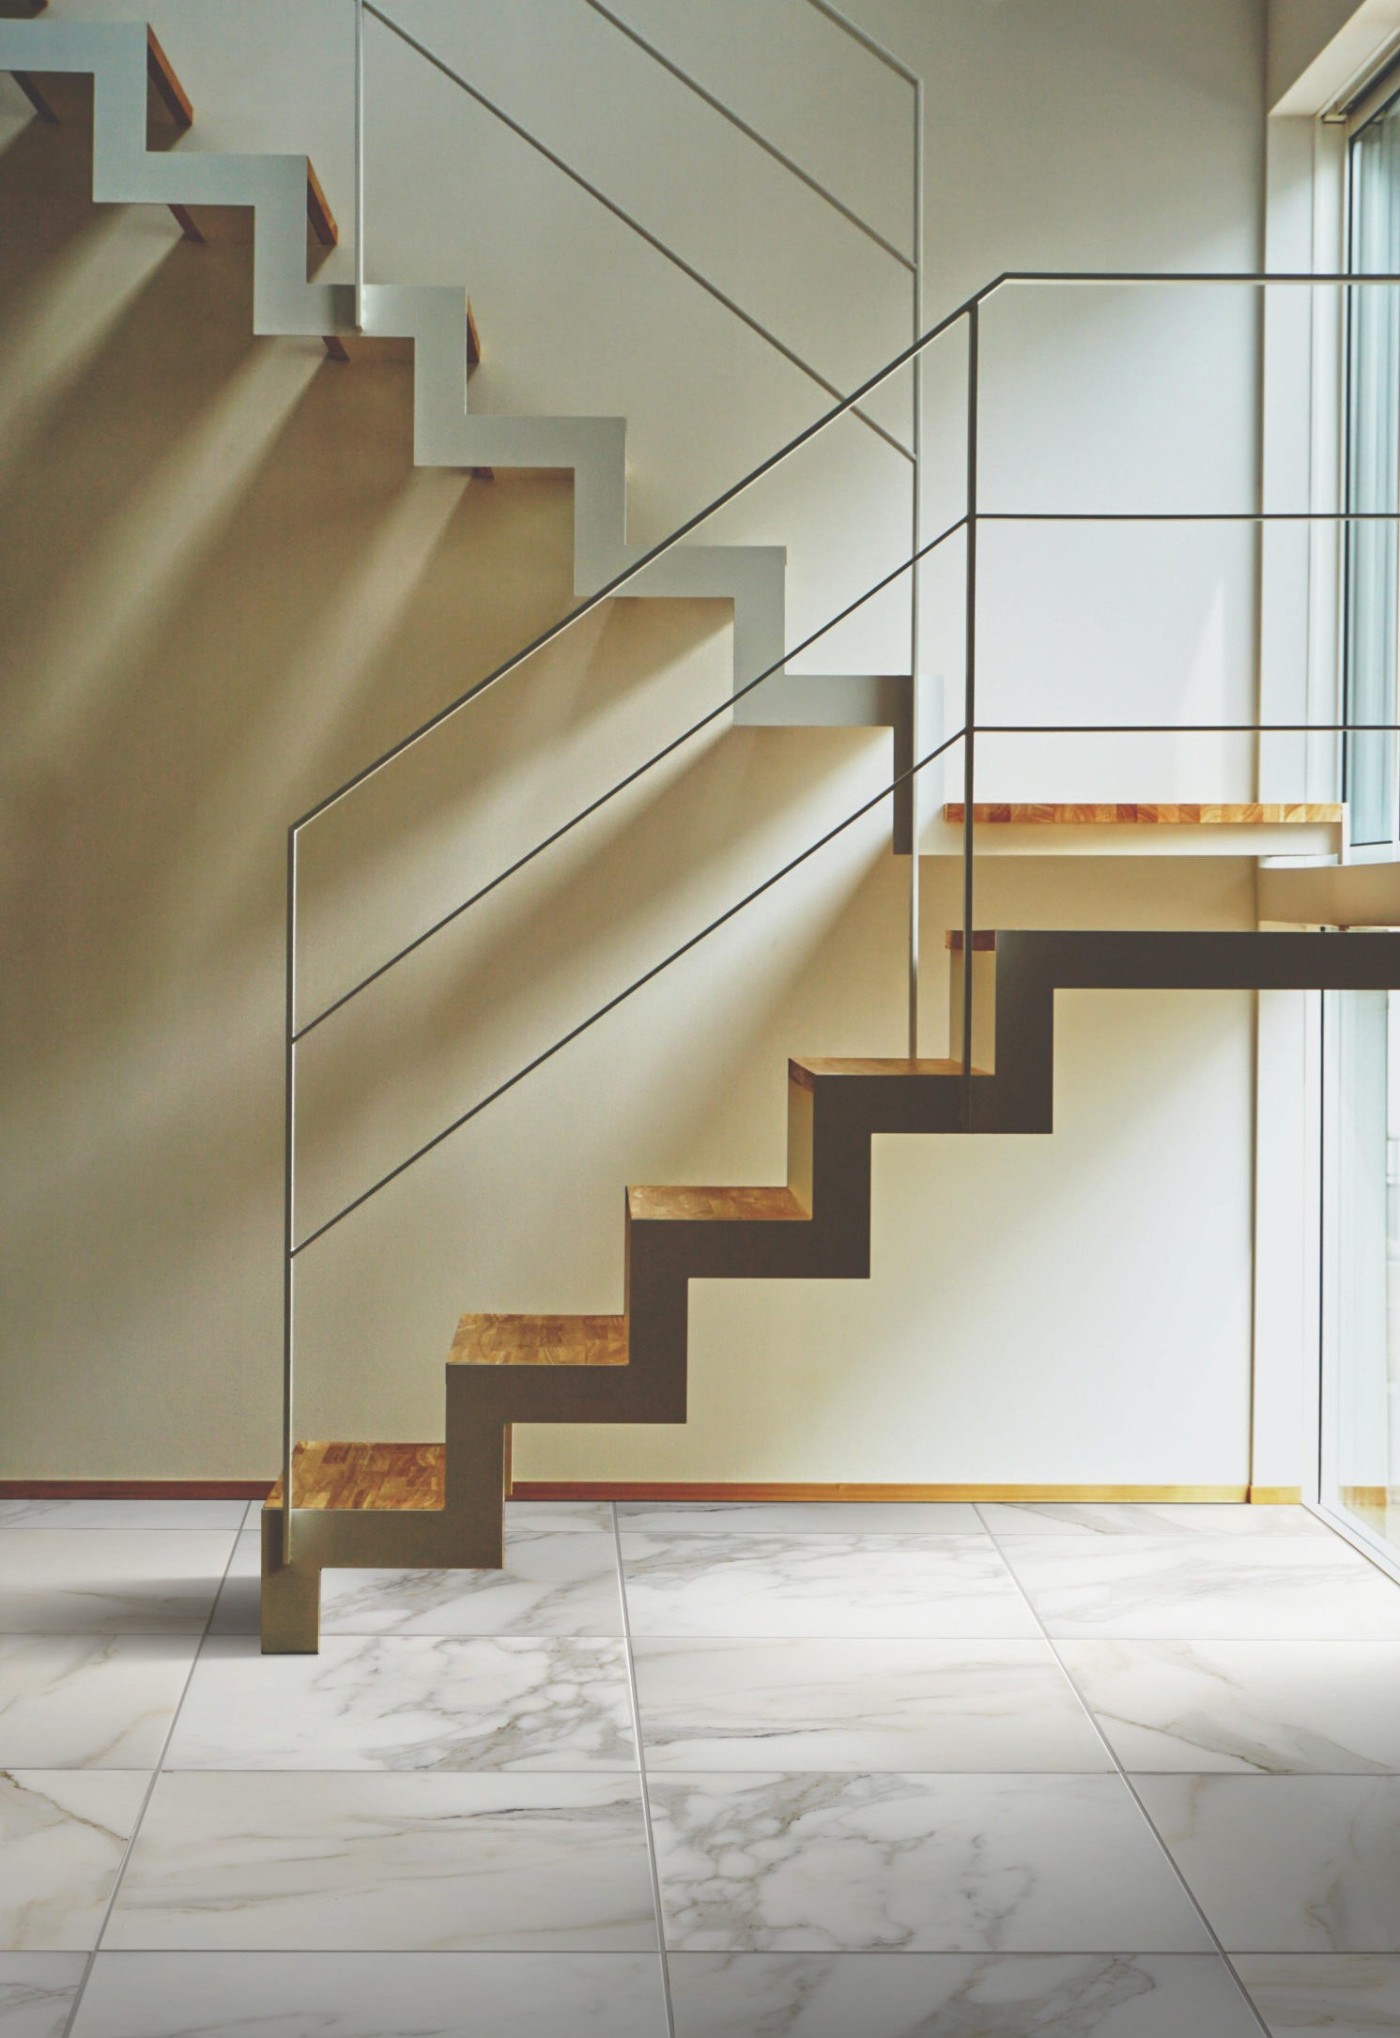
[578,0,912,270]
[801,0,921,89]
[281,828,299,1548]
[289,726,970,1257]
[973,722,1400,734]
[983,270,1400,286]
[289,267,1400,840]
[961,304,978,1092]
[293,513,971,1045]
[905,70,924,1059]
[287,286,972,845]
[976,511,1400,523]
[365,4,912,465]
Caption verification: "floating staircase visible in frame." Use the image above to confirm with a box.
[8,15,1400,1655]
[259,930,1400,1652]
[0,11,904,738]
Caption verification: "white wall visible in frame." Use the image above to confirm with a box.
[0,0,1276,1489]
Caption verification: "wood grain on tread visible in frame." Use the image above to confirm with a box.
[305,162,338,247]
[448,1312,628,1368]
[267,1441,445,1511]
[628,1185,806,1223]
[943,802,1343,826]
[789,1056,967,1089]
[145,27,192,127]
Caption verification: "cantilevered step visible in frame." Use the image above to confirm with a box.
[269,1440,445,1511]
[449,1312,628,1368]
[628,1185,807,1222]
[934,802,1344,859]
[790,1056,966,1084]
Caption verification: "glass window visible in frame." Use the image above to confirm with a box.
[1344,94,1400,846]
[1322,988,1400,1554]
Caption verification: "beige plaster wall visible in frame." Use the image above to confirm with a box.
[1,0,1271,1487]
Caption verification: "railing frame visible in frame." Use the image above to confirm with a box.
[280,9,1400,1547]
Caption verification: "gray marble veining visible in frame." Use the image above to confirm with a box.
[0,1501,250,1532]
[648,1771,1211,1952]
[1233,1953,1400,2033]
[105,1771,658,1951]
[0,1771,147,1950]
[1060,1638,1400,1773]
[166,1633,636,1770]
[0,1635,197,1769]
[980,1504,1329,1539]
[621,1533,1037,1638]
[205,1517,260,1638]
[999,1535,1400,1639]
[0,1956,86,2038]
[319,1531,624,1637]
[0,1532,234,1635]
[667,1951,1266,2036]
[633,1637,1110,1771]
[1136,1775,1400,1951]
[618,1502,985,1536]
[69,1951,667,2035]
[504,1500,615,1533]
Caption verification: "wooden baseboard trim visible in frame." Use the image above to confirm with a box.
[0,1478,1288,1506]
[510,1480,1254,1504]
[0,1480,272,1500]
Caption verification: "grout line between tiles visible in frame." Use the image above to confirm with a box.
[612,1503,676,2038]
[56,1509,248,2038]
[976,1508,1274,2038]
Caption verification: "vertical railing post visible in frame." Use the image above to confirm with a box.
[281,825,298,1559]
[907,76,924,1058]
[961,303,979,1114]
[354,0,365,333]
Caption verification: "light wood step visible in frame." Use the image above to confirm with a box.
[789,1056,965,1089]
[943,803,1343,826]
[448,1312,628,1368]
[268,1441,444,1511]
[628,1185,806,1222]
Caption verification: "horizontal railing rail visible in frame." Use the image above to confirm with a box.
[282,107,1400,1539]
[290,709,1400,1260]
[290,268,1398,836]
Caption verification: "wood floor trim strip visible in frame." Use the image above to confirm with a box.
[509,1480,1256,1503]
[0,1479,1305,1505]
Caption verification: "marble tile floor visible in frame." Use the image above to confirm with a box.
[5,1497,1400,2033]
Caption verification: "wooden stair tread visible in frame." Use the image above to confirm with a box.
[790,1056,968,1089]
[267,1441,444,1511]
[448,1312,628,1368]
[628,1185,806,1223]
[944,802,1343,826]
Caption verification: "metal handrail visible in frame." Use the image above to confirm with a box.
[285,52,1400,1545]
[290,269,1382,839]
[294,512,971,1044]
[291,724,971,1257]
[287,707,1400,1263]
[364,3,912,462]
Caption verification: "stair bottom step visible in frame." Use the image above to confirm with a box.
[267,1441,444,1512]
